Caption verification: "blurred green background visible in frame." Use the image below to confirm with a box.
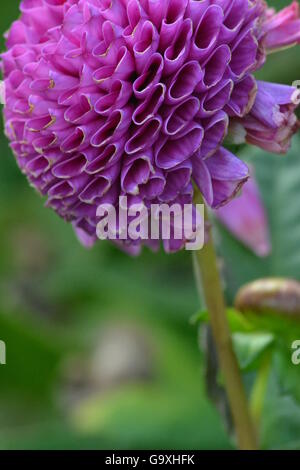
[0,0,300,450]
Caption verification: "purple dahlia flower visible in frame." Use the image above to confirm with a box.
[2,0,300,253]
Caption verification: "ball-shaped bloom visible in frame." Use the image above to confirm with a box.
[2,0,299,253]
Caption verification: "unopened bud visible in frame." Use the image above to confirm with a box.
[235,278,300,320]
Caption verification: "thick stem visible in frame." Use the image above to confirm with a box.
[193,206,257,450]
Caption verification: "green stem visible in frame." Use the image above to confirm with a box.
[250,351,272,433]
[193,204,257,450]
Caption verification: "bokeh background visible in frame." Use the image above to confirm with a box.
[0,0,300,450]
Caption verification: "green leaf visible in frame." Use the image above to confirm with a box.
[193,307,254,332]
[261,371,300,450]
[272,346,300,404]
[233,332,274,371]
[195,308,275,370]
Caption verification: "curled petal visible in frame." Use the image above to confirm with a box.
[133,53,164,99]
[125,116,162,154]
[91,106,132,148]
[156,123,203,169]
[226,74,257,118]
[199,44,231,91]
[163,18,193,76]
[163,96,200,136]
[53,154,87,179]
[85,141,124,174]
[229,29,258,78]
[198,78,233,117]
[79,163,120,203]
[166,61,203,105]
[140,170,166,199]
[94,80,132,116]
[121,150,154,195]
[159,0,188,51]
[134,20,159,73]
[190,5,224,61]
[219,0,249,43]
[132,83,165,125]
[193,147,249,208]
[159,160,192,202]
[201,111,229,158]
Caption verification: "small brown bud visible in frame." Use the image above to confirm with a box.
[234,278,300,320]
